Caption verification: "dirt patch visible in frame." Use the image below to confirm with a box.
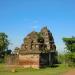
[63,69,75,75]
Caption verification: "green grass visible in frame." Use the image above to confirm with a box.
[0,64,72,75]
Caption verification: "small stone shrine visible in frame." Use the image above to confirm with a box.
[17,27,57,68]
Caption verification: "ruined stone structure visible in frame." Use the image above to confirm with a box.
[17,27,57,68]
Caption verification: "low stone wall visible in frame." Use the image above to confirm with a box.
[5,55,19,65]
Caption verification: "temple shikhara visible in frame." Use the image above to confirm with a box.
[7,27,57,69]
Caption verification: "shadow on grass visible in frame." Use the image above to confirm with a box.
[40,64,59,69]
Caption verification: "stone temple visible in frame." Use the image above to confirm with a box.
[16,27,57,68]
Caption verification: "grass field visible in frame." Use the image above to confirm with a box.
[0,64,72,75]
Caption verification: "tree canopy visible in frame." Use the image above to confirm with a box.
[63,37,75,52]
[0,33,9,52]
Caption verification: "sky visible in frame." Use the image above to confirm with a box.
[0,0,75,53]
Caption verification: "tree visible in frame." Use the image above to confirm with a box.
[63,37,75,52]
[63,37,75,66]
[0,33,9,51]
[0,33,9,62]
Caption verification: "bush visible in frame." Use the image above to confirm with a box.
[64,52,75,67]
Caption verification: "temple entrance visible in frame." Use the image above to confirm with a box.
[40,53,49,67]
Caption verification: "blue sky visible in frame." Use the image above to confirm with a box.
[0,0,75,53]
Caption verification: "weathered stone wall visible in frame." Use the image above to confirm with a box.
[19,54,40,69]
[5,54,19,65]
